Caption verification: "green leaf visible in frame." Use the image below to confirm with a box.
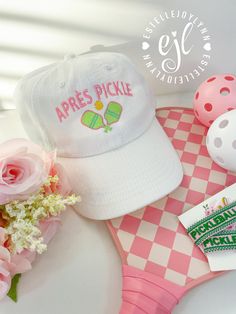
[7,274,21,302]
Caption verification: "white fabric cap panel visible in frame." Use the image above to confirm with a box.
[59,119,183,220]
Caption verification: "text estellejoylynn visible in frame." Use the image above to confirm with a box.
[55,81,133,123]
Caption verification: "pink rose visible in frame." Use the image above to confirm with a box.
[0,227,11,300]
[0,139,53,204]
[0,215,61,300]
[0,227,32,300]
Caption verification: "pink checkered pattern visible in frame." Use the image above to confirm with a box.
[109,108,236,287]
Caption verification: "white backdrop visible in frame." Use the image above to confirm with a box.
[0,0,236,109]
[1,2,236,313]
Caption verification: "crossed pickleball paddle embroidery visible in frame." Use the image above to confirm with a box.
[81,101,123,133]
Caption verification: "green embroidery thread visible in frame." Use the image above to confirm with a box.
[187,200,236,246]
[81,110,105,130]
[81,101,123,133]
[104,102,122,125]
[203,230,236,253]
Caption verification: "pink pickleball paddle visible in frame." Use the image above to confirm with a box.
[106,107,236,314]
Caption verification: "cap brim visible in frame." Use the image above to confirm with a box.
[59,118,183,220]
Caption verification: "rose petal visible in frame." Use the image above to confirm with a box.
[0,139,29,160]
[0,139,51,161]
[0,279,10,300]
[0,156,44,194]
[53,163,72,196]
[0,246,11,263]
[0,261,10,277]
[40,217,61,245]
[19,250,36,264]
[0,228,6,244]
[0,138,55,205]
[10,254,32,275]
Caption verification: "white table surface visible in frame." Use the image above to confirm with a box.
[1,97,236,314]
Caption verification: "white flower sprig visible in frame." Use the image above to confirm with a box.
[0,175,80,254]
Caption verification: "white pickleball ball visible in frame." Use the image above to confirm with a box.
[206,109,236,172]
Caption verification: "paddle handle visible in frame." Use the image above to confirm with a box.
[119,265,186,314]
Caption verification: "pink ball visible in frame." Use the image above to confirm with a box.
[193,74,236,127]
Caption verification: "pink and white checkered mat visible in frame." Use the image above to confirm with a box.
[106,107,236,314]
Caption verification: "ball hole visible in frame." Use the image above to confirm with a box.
[59,81,65,88]
[207,77,216,83]
[220,87,230,96]
[195,92,199,100]
[204,103,212,112]
[214,137,222,148]
[219,119,229,128]
[224,76,234,81]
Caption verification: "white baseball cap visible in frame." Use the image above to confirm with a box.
[14,52,183,220]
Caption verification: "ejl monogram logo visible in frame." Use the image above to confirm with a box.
[142,10,212,85]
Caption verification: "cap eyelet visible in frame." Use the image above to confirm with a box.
[64,53,76,61]
[59,81,65,88]
[105,64,113,71]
